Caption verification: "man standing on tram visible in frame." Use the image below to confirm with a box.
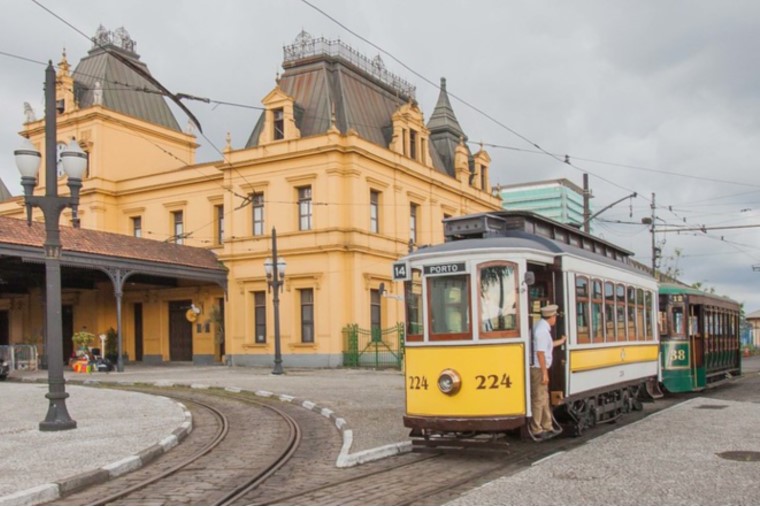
[530,304,567,439]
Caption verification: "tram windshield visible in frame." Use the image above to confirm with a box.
[428,274,471,340]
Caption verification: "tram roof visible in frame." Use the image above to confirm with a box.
[410,229,645,276]
[406,210,645,273]
[659,282,740,309]
[443,210,633,257]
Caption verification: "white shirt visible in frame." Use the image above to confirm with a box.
[532,318,553,368]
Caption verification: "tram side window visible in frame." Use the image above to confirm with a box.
[428,274,471,340]
[627,286,637,340]
[636,289,645,341]
[404,268,423,341]
[616,284,627,341]
[605,281,616,341]
[576,276,590,344]
[592,279,603,342]
[644,290,653,340]
[672,305,685,337]
[479,263,519,337]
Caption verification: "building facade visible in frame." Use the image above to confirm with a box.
[0,28,500,366]
[498,178,587,228]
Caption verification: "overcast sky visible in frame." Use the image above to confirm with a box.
[2,0,760,313]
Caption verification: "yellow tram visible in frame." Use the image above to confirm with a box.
[393,211,661,445]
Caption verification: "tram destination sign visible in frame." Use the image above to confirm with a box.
[423,262,466,275]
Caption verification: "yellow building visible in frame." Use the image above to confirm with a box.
[0,28,500,367]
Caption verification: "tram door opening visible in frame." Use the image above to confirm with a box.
[527,263,566,403]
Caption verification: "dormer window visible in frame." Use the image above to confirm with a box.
[409,129,417,160]
[273,108,285,140]
[390,102,430,166]
[257,86,301,145]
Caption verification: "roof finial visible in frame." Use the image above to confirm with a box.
[224,131,232,152]
[440,77,446,90]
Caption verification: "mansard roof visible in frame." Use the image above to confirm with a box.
[72,26,181,132]
[246,32,463,176]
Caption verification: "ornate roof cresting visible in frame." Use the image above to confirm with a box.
[283,32,415,100]
[91,25,137,53]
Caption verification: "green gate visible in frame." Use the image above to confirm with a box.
[342,323,405,368]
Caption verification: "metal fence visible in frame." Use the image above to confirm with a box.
[342,323,405,369]
[0,344,39,371]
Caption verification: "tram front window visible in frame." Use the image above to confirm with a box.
[429,275,471,339]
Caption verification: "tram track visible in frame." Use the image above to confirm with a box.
[52,386,308,506]
[50,380,707,506]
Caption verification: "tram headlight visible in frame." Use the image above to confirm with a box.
[437,369,462,395]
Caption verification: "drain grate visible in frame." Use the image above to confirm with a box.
[695,404,728,410]
[717,451,760,462]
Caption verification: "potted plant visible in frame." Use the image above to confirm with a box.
[104,327,119,364]
[71,331,95,356]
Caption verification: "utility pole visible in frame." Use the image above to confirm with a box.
[583,173,591,233]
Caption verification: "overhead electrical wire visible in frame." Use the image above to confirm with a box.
[19,0,760,258]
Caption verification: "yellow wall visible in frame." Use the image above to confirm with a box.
[0,62,500,366]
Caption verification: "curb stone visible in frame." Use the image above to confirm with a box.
[0,379,193,506]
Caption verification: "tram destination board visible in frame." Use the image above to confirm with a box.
[423,262,466,275]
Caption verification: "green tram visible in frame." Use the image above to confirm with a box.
[659,283,741,392]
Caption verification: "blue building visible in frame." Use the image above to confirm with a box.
[497,178,588,228]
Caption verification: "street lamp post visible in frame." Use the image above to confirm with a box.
[264,228,286,375]
[13,62,87,431]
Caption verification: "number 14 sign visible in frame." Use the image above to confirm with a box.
[392,261,410,281]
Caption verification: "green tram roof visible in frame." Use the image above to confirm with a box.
[659,282,740,310]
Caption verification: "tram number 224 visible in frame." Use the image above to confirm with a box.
[408,374,513,390]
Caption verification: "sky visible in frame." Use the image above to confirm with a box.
[2,0,760,313]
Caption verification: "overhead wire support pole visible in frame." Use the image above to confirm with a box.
[580,191,637,230]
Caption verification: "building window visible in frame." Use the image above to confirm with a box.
[172,211,184,245]
[370,190,379,233]
[252,193,264,236]
[215,204,224,245]
[409,129,418,160]
[298,186,312,231]
[131,216,142,238]
[273,108,284,140]
[254,291,266,344]
[409,203,418,246]
[300,288,314,343]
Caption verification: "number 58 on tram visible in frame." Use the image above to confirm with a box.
[393,211,661,443]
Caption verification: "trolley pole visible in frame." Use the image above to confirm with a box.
[650,193,657,279]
